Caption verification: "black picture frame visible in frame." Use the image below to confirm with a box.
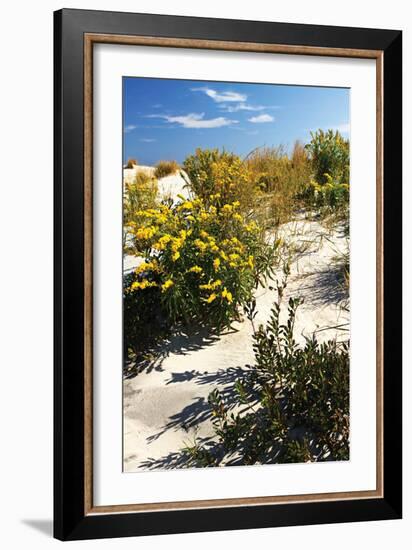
[54,8,402,541]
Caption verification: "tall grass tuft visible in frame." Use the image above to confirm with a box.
[245,142,311,226]
[125,158,138,169]
[154,160,180,179]
[124,171,158,225]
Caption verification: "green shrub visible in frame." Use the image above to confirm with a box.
[183,148,259,211]
[125,197,279,331]
[303,174,349,208]
[299,172,349,231]
[125,158,138,169]
[305,129,349,184]
[154,160,180,179]
[182,283,350,466]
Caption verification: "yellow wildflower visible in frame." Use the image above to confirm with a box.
[213,258,220,271]
[134,261,159,275]
[222,288,233,303]
[188,266,202,274]
[172,251,180,262]
[131,280,158,291]
[207,293,217,303]
[153,234,172,250]
[199,280,222,291]
[161,279,174,292]
[171,236,184,254]
[194,239,208,252]
[248,255,254,269]
[135,226,157,240]
[222,204,233,212]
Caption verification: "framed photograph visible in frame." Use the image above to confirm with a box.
[54,8,402,540]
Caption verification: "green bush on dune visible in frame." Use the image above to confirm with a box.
[182,279,350,467]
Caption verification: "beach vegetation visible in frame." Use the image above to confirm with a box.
[125,196,280,332]
[125,157,138,169]
[154,160,180,179]
[182,281,350,466]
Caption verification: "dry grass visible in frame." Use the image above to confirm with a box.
[154,160,180,179]
[125,158,138,169]
[124,172,158,225]
[245,142,311,227]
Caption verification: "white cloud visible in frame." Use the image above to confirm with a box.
[222,103,281,113]
[140,138,156,142]
[223,103,265,113]
[248,114,274,123]
[150,112,237,129]
[191,87,247,103]
[124,124,137,133]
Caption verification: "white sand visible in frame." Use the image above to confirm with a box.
[123,165,190,203]
[123,218,349,471]
[123,164,155,184]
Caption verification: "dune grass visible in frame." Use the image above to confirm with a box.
[154,160,180,179]
[245,142,311,227]
[125,158,138,169]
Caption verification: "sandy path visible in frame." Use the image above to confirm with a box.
[123,219,349,471]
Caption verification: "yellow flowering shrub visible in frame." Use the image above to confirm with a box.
[125,196,277,330]
[183,148,259,211]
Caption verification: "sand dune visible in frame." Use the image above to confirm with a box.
[123,219,349,471]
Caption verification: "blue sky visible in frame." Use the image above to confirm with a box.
[123,77,349,166]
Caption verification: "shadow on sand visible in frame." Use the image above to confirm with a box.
[130,255,349,470]
[138,365,257,469]
[124,326,221,379]
[292,265,348,308]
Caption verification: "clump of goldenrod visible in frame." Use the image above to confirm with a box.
[125,195,279,330]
